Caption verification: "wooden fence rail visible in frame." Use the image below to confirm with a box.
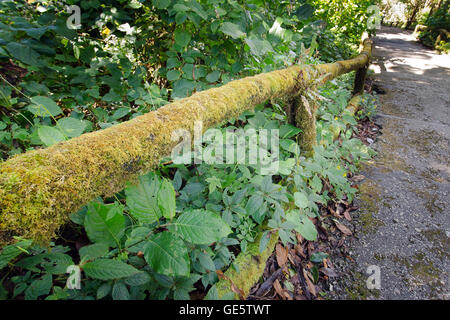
[0,39,372,246]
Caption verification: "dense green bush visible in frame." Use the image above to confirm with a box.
[418,1,450,52]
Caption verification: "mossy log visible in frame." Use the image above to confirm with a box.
[216,231,279,299]
[414,24,428,36]
[0,40,372,246]
[294,95,319,157]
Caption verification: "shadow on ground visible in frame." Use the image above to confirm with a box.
[329,26,450,300]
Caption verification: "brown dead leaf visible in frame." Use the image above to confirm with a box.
[216,270,225,280]
[320,267,338,278]
[328,204,342,218]
[276,243,288,267]
[296,232,304,244]
[343,209,352,221]
[287,252,296,266]
[302,269,317,297]
[334,220,352,236]
[295,244,306,258]
[273,279,285,299]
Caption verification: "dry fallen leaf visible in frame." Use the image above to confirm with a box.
[273,279,285,299]
[303,269,317,297]
[343,209,352,221]
[320,267,339,278]
[276,243,288,267]
[328,204,342,218]
[296,232,304,244]
[334,220,352,236]
[287,252,296,266]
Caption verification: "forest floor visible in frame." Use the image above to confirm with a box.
[329,26,450,299]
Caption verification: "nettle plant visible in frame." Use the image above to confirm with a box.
[0,74,376,300]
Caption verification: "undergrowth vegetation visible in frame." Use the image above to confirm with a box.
[0,0,379,300]
[417,1,450,53]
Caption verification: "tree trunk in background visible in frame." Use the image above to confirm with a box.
[406,3,421,29]
[428,0,442,18]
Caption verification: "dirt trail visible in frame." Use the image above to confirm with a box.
[331,26,450,299]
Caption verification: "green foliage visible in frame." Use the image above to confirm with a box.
[418,1,449,53]
[0,238,33,269]
[0,0,377,300]
[83,259,139,280]
[0,73,378,300]
[356,92,379,121]
[308,0,374,44]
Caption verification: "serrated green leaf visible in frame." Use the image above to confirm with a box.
[259,230,272,253]
[310,175,323,193]
[0,239,33,270]
[197,251,215,272]
[79,243,109,263]
[286,211,317,241]
[206,70,221,83]
[245,194,264,217]
[83,259,138,280]
[112,281,130,300]
[174,30,191,48]
[96,282,112,299]
[6,42,40,65]
[57,117,87,138]
[24,274,52,300]
[174,288,190,300]
[125,173,162,224]
[168,209,231,244]
[144,232,190,277]
[125,271,151,286]
[294,191,309,209]
[158,179,176,219]
[37,126,66,146]
[153,0,171,10]
[41,253,73,274]
[220,22,246,39]
[166,58,181,69]
[28,96,63,117]
[167,69,181,81]
[245,38,274,56]
[84,202,125,247]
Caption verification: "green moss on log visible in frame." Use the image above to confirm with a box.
[0,66,303,245]
[0,39,372,246]
[295,95,318,157]
[216,231,279,299]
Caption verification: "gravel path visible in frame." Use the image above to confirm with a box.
[331,26,450,300]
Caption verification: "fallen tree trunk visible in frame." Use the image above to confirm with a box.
[0,40,372,246]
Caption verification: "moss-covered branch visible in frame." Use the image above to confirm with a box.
[0,40,372,246]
